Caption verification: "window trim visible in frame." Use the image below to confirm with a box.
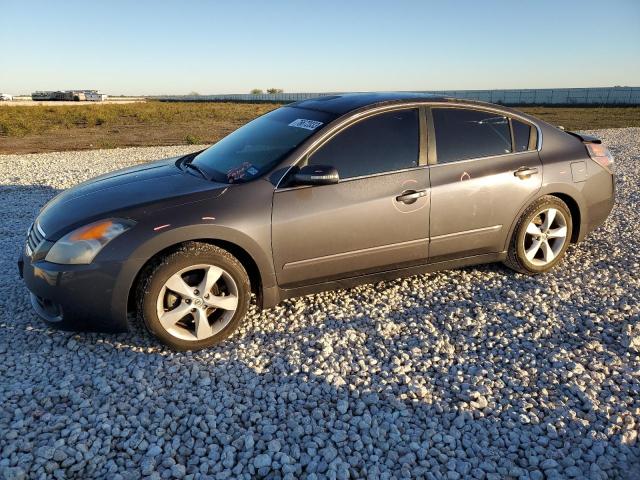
[276,164,431,191]
[426,107,437,166]
[274,101,543,189]
[427,105,542,166]
[276,104,427,190]
[306,106,423,180]
[419,106,429,166]
[511,117,538,153]
[528,124,537,150]
[508,118,516,153]
[320,164,430,185]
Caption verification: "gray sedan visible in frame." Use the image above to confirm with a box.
[19,93,615,350]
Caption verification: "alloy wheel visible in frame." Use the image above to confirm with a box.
[155,264,239,341]
[523,208,568,266]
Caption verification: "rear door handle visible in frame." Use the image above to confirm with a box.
[395,189,426,204]
[514,166,539,179]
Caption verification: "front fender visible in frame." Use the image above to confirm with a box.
[103,179,277,327]
[106,223,276,329]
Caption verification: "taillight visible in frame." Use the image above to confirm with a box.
[586,143,614,174]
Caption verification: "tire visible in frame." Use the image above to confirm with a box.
[504,195,573,275]
[137,242,250,351]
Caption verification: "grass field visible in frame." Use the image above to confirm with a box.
[0,102,277,154]
[1,101,639,154]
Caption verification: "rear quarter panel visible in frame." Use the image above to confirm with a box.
[519,123,614,243]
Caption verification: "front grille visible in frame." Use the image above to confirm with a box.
[26,222,46,255]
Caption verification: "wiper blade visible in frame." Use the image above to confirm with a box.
[184,160,210,180]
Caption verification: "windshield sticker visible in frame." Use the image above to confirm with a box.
[226,162,252,182]
[289,119,323,130]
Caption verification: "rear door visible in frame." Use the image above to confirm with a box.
[272,107,430,287]
[428,107,542,262]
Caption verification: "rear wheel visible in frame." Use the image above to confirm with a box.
[138,243,250,351]
[504,196,573,274]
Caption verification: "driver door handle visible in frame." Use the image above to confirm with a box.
[514,166,539,179]
[396,189,426,204]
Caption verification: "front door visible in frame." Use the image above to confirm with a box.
[272,108,430,288]
[428,107,542,262]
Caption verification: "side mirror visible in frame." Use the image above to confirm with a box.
[293,164,339,186]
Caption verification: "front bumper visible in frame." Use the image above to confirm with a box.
[18,253,131,332]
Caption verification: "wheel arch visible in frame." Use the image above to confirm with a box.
[549,192,581,243]
[122,226,276,320]
[504,187,584,251]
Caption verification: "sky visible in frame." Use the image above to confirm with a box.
[1,0,639,95]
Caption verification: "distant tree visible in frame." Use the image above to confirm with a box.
[188,91,200,96]
[250,88,263,95]
[266,88,283,94]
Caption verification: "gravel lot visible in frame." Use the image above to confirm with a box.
[1,129,639,480]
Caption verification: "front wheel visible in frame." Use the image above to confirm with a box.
[504,196,573,274]
[137,243,250,351]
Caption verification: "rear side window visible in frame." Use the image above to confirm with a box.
[512,119,533,152]
[308,109,419,179]
[433,108,512,163]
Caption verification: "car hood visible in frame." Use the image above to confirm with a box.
[37,156,228,239]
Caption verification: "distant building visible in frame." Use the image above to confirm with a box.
[85,91,108,102]
[31,90,103,101]
[0,93,13,101]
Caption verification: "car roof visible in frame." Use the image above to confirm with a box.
[288,92,453,115]
[287,92,542,126]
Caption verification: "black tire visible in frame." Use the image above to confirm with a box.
[504,195,573,275]
[137,242,250,351]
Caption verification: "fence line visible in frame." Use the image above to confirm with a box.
[157,87,640,105]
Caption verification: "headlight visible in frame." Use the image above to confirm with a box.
[45,219,135,265]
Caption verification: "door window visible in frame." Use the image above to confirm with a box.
[433,108,512,163]
[512,119,535,152]
[308,109,420,179]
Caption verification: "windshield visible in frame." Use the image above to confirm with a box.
[192,107,336,183]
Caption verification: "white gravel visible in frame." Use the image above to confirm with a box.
[1,130,639,480]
